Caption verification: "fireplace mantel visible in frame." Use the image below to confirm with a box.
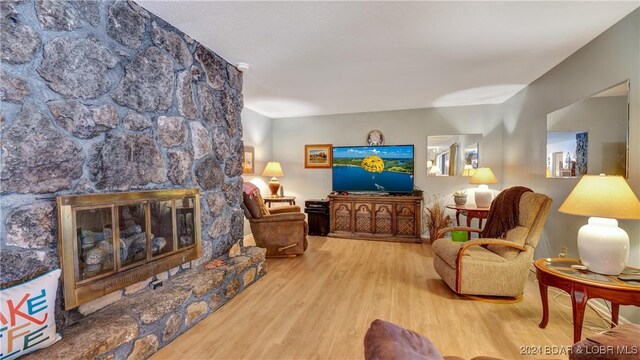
[57,189,202,309]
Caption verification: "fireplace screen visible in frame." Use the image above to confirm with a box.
[57,189,202,309]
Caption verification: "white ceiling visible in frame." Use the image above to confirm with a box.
[138,1,639,119]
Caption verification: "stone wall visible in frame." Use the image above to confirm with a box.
[23,247,266,360]
[1,0,245,328]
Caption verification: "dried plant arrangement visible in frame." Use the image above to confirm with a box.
[424,194,452,242]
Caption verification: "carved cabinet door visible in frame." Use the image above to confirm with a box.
[354,203,373,233]
[396,203,417,236]
[333,202,352,232]
[374,203,393,235]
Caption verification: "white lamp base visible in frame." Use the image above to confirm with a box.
[578,217,629,275]
[474,184,493,208]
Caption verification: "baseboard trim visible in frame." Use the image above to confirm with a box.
[587,299,630,325]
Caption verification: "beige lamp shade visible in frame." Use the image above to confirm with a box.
[462,165,475,177]
[262,162,284,177]
[469,167,497,185]
[428,166,442,176]
[559,175,640,220]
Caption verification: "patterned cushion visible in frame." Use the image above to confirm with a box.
[0,269,62,359]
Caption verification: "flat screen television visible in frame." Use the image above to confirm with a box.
[332,145,414,194]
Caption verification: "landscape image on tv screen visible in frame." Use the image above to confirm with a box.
[332,145,414,193]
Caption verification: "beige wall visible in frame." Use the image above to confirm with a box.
[502,9,639,322]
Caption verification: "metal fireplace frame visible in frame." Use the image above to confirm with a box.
[57,189,202,309]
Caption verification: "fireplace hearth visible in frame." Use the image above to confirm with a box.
[57,189,202,309]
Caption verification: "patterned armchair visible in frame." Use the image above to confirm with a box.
[432,192,552,297]
[241,183,308,257]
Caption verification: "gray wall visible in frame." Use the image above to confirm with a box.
[241,107,273,237]
[547,95,628,176]
[271,104,504,230]
[502,9,639,322]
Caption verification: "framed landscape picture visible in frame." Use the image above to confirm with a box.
[304,144,332,169]
[242,146,255,174]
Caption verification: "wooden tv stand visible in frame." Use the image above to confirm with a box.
[328,194,423,243]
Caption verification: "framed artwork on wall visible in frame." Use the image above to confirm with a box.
[304,144,332,169]
[242,146,255,174]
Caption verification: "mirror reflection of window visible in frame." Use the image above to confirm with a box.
[439,152,450,175]
[464,143,479,168]
[427,134,482,176]
[546,81,628,178]
[546,131,588,178]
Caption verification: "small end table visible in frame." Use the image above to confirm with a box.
[534,258,640,343]
[445,204,490,237]
[263,196,296,208]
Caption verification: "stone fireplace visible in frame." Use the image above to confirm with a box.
[1,2,259,356]
[57,189,203,309]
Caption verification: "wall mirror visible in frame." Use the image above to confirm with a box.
[546,80,629,178]
[427,134,482,176]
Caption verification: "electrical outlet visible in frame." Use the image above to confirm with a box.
[559,247,568,258]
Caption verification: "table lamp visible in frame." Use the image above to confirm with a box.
[428,166,442,176]
[262,161,284,197]
[559,175,640,275]
[469,167,497,208]
[462,165,475,177]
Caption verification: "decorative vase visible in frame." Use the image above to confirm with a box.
[454,196,467,206]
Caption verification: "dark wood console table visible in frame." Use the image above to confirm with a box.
[328,194,422,243]
[534,258,640,343]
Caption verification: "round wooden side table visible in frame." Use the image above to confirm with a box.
[534,257,640,343]
[445,204,490,236]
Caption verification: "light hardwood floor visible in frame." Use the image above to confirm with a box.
[152,236,607,360]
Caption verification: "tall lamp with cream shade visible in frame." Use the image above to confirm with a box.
[559,175,640,275]
[262,162,284,197]
[462,165,476,177]
[469,167,497,208]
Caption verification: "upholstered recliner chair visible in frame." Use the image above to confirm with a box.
[432,190,552,297]
[242,183,308,257]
